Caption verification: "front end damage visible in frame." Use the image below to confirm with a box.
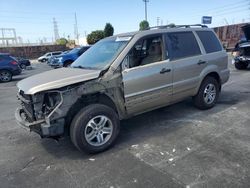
[15,74,126,138]
[233,43,250,67]
[15,88,78,138]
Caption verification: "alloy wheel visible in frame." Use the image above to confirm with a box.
[84,115,113,147]
[203,83,216,104]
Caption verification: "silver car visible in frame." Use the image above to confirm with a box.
[15,24,230,153]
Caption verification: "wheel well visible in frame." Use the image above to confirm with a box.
[205,72,221,90]
[64,93,117,135]
[0,69,12,74]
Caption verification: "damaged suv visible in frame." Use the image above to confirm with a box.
[16,25,229,153]
[233,24,250,70]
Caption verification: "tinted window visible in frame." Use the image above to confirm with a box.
[0,55,10,60]
[78,47,90,55]
[166,32,201,60]
[52,52,61,55]
[196,31,222,53]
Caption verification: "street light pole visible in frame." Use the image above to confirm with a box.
[142,0,149,21]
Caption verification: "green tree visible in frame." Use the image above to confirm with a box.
[55,38,68,45]
[168,23,176,28]
[104,23,114,37]
[87,30,105,45]
[139,20,149,31]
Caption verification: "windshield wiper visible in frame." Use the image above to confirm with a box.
[72,65,98,70]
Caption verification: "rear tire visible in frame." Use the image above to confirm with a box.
[193,76,219,110]
[0,70,12,82]
[70,104,120,154]
[20,64,26,69]
[235,61,248,70]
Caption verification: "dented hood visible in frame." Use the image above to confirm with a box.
[17,67,101,94]
[242,24,250,41]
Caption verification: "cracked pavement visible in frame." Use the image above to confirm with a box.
[0,58,250,188]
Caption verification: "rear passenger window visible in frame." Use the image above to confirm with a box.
[196,31,222,53]
[165,32,201,60]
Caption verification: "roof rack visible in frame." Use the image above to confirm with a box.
[147,24,208,30]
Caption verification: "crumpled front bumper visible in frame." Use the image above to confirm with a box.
[15,107,64,138]
[15,107,45,130]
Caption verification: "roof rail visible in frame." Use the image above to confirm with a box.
[146,24,208,30]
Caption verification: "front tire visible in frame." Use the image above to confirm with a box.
[193,77,219,110]
[70,104,120,154]
[235,61,248,70]
[0,70,12,82]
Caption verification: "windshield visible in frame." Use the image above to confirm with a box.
[71,37,130,70]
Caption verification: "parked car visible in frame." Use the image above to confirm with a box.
[49,46,90,68]
[38,51,62,62]
[16,24,229,153]
[232,24,250,70]
[47,50,70,66]
[0,53,22,82]
[16,57,31,69]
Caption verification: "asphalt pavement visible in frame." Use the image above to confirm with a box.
[0,58,250,188]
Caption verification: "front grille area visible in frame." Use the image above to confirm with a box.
[19,90,35,121]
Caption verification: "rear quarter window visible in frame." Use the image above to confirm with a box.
[196,31,222,53]
[165,32,201,60]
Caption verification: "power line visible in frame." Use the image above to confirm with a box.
[174,0,250,20]
[0,9,73,15]
[173,6,249,22]
[190,0,249,16]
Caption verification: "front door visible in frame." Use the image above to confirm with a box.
[122,35,173,114]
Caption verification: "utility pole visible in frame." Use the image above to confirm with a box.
[74,12,79,45]
[157,17,160,26]
[53,17,60,41]
[142,0,149,21]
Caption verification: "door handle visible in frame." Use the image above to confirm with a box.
[160,68,171,74]
[197,60,206,65]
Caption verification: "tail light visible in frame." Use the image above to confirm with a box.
[10,61,18,65]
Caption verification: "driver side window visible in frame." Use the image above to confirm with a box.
[125,36,163,69]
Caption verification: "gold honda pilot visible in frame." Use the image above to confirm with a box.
[16,24,230,153]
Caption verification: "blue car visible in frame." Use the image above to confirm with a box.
[0,53,22,82]
[50,46,90,68]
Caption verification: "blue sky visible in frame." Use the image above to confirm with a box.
[0,0,249,43]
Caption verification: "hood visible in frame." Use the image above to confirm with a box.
[242,24,250,41]
[17,68,101,94]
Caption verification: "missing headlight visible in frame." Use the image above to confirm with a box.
[43,92,61,115]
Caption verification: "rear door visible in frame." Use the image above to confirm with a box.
[195,30,228,82]
[122,35,173,114]
[165,31,204,101]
